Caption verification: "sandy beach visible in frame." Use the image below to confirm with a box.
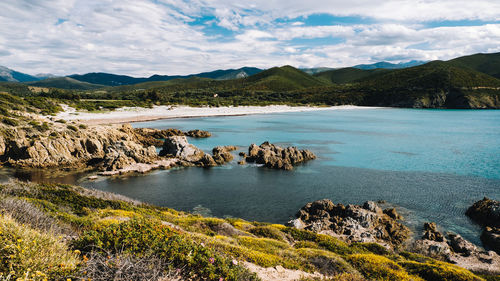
[54,104,373,125]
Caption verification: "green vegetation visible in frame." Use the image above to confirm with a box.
[0,52,499,119]
[0,180,494,280]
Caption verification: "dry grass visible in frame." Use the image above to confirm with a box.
[78,250,179,281]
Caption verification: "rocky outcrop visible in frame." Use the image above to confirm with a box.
[466,198,500,254]
[185,129,211,138]
[466,197,500,228]
[482,227,500,254]
[422,222,444,242]
[2,124,159,171]
[134,128,211,146]
[287,199,410,248]
[412,222,500,274]
[245,142,316,170]
[159,136,205,162]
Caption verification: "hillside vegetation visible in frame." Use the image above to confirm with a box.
[1,52,499,109]
[0,180,494,281]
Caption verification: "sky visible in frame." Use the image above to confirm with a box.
[1,0,500,77]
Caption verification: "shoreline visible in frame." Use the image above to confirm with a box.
[54,104,379,125]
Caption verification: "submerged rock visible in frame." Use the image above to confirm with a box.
[245,141,316,170]
[288,199,410,248]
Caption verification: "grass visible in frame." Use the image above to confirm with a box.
[0,180,494,281]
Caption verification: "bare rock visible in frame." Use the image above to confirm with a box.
[482,227,500,254]
[245,141,316,170]
[212,146,234,164]
[292,199,410,247]
[422,222,444,242]
[383,208,402,220]
[159,136,204,162]
[466,197,500,227]
[199,154,217,167]
[185,129,211,138]
[413,223,500,275]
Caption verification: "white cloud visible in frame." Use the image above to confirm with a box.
[0,0,499,76]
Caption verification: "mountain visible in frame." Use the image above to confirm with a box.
[27,77,105,90]
[243,65,328,91]
[314,67,392,84]
[300,67,336,75]
[353,60,427,70]
[0,66,40,82]
[70,67,263,86]
[446,52,500,79]
[34,73,59,80]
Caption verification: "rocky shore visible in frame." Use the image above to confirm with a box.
[466,197,500,255]
[287,199,410,249]
[287,199,500,275]
[0,113,317,176]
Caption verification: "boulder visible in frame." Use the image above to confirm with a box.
[413,222,500,275]
[481,227,500,254]
[212,146,234,163]
[289,199,410,247]
[422,222,444,242]
[245,141,316,170]
[185,129,211,138]
[159,136,204,162]
[466,197,500,227]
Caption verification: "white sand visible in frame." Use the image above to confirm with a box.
[54,104,374,125]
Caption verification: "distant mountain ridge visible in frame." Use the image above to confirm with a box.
[353,60,427,70]
[69,67,263,86]
[0,66,41,82]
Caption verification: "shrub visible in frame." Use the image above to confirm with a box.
[79,124,87,129]
[400,260,484,281]
[249,226,286,241]
[1,117,18,126]
[78,250,175,281]
[72,218,258,281]
[0,214,79,279]
[67,124,78,131]
[346,254,422,281]
[0,197,69,234]
[56,119,67,123]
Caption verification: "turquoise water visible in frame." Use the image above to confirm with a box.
[81,108,500,245]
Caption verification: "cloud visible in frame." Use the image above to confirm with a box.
[0,0,499,76]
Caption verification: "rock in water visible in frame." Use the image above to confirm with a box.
[212,146,234,164]
[482,227,500,254]
[288,199,410,248]
[159,136,204,162]
[466,197,500,254]
[412,222,500,274]
[245,141,316,170]
[185,129,211,138]
[466,197,500,227]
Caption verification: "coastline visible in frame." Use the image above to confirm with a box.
[54,104,377,125]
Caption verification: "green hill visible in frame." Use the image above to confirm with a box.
[244,65,329,91]
[27,77,105,90]
[446,52,500,79]
[314,67,392,84]
[361,61,500,89]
